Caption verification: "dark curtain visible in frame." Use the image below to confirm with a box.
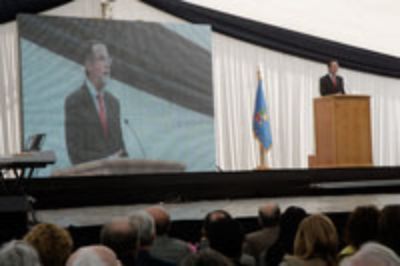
[142,0,400,78]
[0,0,72,23]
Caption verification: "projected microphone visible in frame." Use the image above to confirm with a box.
[124,118,147,159]
[216,165,224,172]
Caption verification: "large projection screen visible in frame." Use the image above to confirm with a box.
[18,15,215,177]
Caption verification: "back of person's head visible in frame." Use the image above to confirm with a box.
[294,214,338,266]
[146,206,171,236]
[345,205,380,249]
[129,210,155,247]
[264,206,307,266]
[341,242,400,266]
[258,203,280,228]
[207,218,244,259]
[66,245,120,266]
[279,206,308,253]
[24,223,73,266]
[100,217,139,265]
[379,205,400,255]
[202,210,232,237]
[180,249,233,266]
[0,240,41,266]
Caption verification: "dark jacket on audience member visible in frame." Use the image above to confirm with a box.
[150,235,192,264]
[136,249,176,266]
[243,226,279,261]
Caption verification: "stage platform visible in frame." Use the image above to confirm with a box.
[2,166,400,228]
[37,193,400,227]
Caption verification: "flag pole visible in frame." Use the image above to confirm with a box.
[258,141,268,170]
[256,66,268,170]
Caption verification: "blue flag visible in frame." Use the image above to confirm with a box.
[253,79,272,150]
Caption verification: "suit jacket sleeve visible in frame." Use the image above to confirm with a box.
[339,76,345,94]
[319,77,327,96]
[65,94,84,164]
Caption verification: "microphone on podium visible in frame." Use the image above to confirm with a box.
[124,118,147,159]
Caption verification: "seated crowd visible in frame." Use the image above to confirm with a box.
[1,203,400,266]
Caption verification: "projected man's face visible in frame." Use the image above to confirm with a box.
[86,43,112,90]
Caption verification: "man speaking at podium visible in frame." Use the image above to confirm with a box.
[65,41,126,165]
[319,59,345,96]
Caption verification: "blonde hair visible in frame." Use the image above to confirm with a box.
[294,214,338,266]
[24,223,73,266]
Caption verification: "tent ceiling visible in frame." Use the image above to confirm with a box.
[1,0,399,57]
[185,0,400,58]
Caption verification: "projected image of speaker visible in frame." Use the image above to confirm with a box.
[18,15,215,177]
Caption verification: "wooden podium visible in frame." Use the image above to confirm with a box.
[309,95,373,168]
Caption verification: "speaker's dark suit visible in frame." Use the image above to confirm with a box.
[319,74,345,96]
[65,84,126,165]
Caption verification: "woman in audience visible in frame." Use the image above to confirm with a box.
[339,205,380,260]
[0,240,42,266]
[264,206,307,266]
[378,204,400,256]
[280,214,338,266]
[24,223,73,266]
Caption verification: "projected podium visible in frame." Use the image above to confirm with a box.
[309,95,373,168]
[51,159,186,176]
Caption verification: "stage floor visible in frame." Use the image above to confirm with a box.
[37,193,400,227]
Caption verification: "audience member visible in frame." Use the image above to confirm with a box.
[340,242,400,266]
[243,203,280,263]
[339,205,380,260]
[100,216,139,266]
[24,223,73,266]
[146,206,192,264]
[280,214,338,266]
[66,245,121,266]
[199,210,232,250]
[207,217,254,266]
[264,206,307,266]
[8,203,400,266]
[129,210,175,266]
[378,205,400,256]
[180,248,233,266]
[0,240,41,266]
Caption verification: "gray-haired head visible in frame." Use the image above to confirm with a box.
[129,210,155,247]
[341,242,400,266]
[66,245,120,266]
[100,216,139,262]
[0,240,41,266]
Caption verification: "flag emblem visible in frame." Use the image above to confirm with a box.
[253,79,272,150]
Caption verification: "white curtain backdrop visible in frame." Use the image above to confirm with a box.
[1,0,400,172]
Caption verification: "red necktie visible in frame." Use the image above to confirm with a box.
[97,94,108,138]
[332,76,337,88]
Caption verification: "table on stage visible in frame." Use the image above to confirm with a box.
[0,151,56,193]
